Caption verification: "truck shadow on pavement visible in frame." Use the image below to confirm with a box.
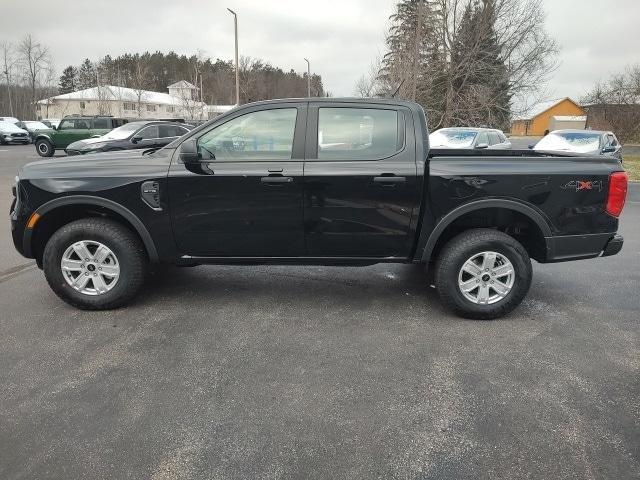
[138,263,449,319]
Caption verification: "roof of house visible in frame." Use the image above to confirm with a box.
[167,80,198,90]
[513,98,581,121]
[37,85,204,106]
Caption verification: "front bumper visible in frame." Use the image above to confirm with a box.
[544,233,623,262]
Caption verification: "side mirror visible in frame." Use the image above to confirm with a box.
[528,144,535,149]
[131,136,142,144]
[601,145,616,154]
[179,138,200,163]
[475,143,489,149]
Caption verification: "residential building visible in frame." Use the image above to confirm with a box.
[36,81,234,121]
[511,98,586,136]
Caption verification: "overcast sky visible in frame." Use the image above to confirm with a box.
[1,0,639,102]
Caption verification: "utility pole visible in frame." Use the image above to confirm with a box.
[227,8,240,105]
[304,58,311,97]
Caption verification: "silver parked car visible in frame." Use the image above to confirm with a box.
[533,130,622,160]
[429,127,512,149]
[0,121,30,145]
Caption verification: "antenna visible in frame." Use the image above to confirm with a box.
[391,79,405,98]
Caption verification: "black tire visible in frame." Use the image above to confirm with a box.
[434,229,532,320]
[43,218,147,310]
[35,139,54,157]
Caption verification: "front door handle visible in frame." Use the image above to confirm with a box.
[373,176,406,185]
[261,176,293,184]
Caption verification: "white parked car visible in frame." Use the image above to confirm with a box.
[0,121,30,145]
[0,116,20,124]
[429,127,512,149]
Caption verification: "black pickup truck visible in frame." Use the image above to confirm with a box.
[10,99,628,319]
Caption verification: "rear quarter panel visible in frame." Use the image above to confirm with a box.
[424,154,624,237]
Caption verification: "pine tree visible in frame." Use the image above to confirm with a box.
[58,65,77,94]
[448,0,511,128]
[77,59,96,90]
[380,1,446,122]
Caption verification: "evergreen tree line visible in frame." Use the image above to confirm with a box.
[358,0,558,131]
[58,51,326,106]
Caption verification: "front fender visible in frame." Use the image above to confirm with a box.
[24,195,159,262]
[34,133,53,144]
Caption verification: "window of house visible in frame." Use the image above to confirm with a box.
[166,106,175,113]
[146,105,157,112]
[79,101,86,109]
[317,108,399,160]
[123,102,135,111]
[198,108,297,161]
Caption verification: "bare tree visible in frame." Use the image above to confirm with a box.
[2,42,16,117]
[129,57,151,118]
[581,64,640,143]
[17,34,51,117]
[354,57,390,97]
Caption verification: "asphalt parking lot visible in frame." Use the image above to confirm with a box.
[1,144,638,479]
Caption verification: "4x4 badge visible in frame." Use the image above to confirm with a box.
[561,180,603,192]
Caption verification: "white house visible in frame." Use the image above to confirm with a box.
[36,81,235,121]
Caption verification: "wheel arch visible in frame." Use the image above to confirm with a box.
[420,199,552,264]
[25,196,159,265]
[34,133,54,144]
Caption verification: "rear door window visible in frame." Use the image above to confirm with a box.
[488,132,501,145]
[317,108,399,160]
[476,131,489,146]
[92,118,111,129]
[137,125,159,139]
[159,124,188,137]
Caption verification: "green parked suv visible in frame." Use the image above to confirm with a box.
[33,116,128,157]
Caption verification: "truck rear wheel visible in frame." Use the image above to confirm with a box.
[35,139,54,157]
[43,219,147,310]
[434,229,532,320]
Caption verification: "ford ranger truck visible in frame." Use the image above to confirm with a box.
[10,99,628,319]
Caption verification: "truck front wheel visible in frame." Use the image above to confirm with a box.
[434,229,532,320]
[35,139,54,157]
[43,219,147,310]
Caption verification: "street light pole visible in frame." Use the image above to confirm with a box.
[227,8,240,105]
[304,58,310,97]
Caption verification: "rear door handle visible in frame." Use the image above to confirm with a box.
[373,176,406,184]
[261,176,293,184]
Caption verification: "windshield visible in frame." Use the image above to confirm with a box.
[430,129,477,148]
[535,132,601,153]
[101,123,140,140]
